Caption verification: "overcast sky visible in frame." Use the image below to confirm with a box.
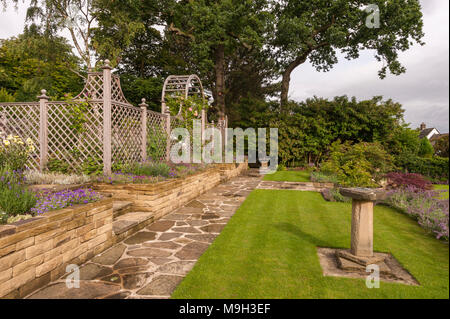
[1,0,449,132]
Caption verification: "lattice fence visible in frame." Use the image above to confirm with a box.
[147,110,168,161]
[47,101,104,173]
[112,102,142,166]
[0,102,40,170]
[0,64,224,174]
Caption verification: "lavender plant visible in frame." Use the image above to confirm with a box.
[386,186,449,241]
[31,188,101,215]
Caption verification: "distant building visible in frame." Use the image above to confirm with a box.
[419,122,448,146]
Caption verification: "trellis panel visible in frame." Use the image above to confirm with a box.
[0,102,40,170]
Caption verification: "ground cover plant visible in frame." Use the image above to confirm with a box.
[172,190,449,299]
[98,161,210,184]
[30,188,102,216]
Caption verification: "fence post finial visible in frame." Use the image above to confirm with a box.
[102,60,112,175]
[139,98,148,162]
[38,89,49,172]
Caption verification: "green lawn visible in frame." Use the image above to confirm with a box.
[434,184,449,200]
[172,190,449,299]
[263,170,311,182]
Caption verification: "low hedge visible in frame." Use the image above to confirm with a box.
[396,155,449,181]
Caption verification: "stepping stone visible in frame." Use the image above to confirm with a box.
[158,232,183,241]
[128,248,172,258]
[171,226,201,233]
[113,258,148,270]
[163,213,189,220]
[147,220,175,232]
[118,266,152,275]
[157,261,195,275]
[201,213,220,220]
[176,221,188,226]
[124,231,157,244]
[200,224,226,233]
[27,282,120,299]
[102,291,130,299]
[149,257,173,265]
[92,244,126,265]
[185,200,206,208]
[185,234,217,243]
[101,274,122,285]
[123,272,152,290]
[143,241,181,250]
[137,275,183,296]
[77,263,113,280]
[175,207,204,214]
[175,242,209,260]
[174,238,193,245]
[187,220,209,226]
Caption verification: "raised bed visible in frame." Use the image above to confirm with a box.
[94,162,248,242]
[0,197,113,299]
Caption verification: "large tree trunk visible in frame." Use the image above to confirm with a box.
[280,52,311,108]
[214,44,226,119]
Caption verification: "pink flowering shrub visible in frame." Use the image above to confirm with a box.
[386,186,449,241]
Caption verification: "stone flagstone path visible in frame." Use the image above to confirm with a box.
[26,174,262,299]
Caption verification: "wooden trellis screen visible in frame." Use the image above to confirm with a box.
[0,62,227,174]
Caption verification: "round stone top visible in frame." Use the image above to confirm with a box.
[339,187,387,201]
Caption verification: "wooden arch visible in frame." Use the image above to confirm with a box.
[161,75,205,115]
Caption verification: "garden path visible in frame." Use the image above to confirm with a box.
[26,173,262,299]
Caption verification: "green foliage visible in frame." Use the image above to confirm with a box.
[121,162,171,178]
[46,158,71,174]
[256,96,405,167]
[320,141,393,187]
[310,171,339,184]
[328,188,351,203]
[418,138,434,158]
[0,27,83,101]
[0,183,37,218]
[434,135,449,158]
[274,0,424,104]
[0,87,15,102]
[395,155,449,181]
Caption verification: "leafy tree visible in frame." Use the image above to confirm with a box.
[434,135,449,158]
[418,138,435,158]
[0,27,83,101]
[166,0,271,118]
[6,0,98,69]
[271,0,425,106]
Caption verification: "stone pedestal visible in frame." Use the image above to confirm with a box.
[350,200,373,256]
[336,188,389,272]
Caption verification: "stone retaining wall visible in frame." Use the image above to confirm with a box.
[94,162,248,217]
[0,198,114,298]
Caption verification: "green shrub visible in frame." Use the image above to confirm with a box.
[395,155,449,181]
[121,162,171,178]
[47,158,71,174]
[0,184,37,217]
[310,171,339,184]
[418,138,434,158]
[320,141,393,187]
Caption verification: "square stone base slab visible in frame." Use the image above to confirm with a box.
[317,247,419,286]
[336,249,386,266]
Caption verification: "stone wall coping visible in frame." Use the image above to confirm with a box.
[94,166,222,191]
[0,197,113,240]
